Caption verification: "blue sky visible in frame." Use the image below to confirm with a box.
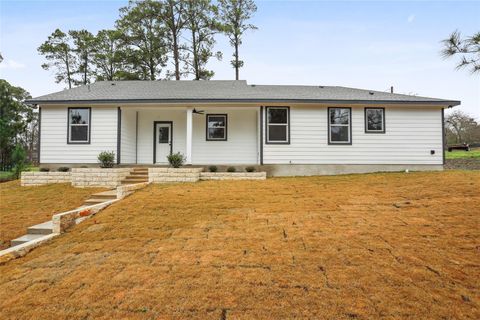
[1,0,479,118]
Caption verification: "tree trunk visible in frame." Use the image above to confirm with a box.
[192,29,199,80]
[234,38,239,80]
[173,32,180,80]
[65,51,72,89]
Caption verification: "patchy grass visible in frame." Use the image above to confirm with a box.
[446,147,480,159]
[0,181,106,249]
[0,171,479,319]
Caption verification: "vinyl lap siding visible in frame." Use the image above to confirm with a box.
[40,106,118,163]
[192,109,258,164]
[120,109,136,163]
[263,106,443,165]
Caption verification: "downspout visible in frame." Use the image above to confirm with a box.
[117,107,121,165]
[260,106,264,165]
[38,106,41,165]
[135,111,138,164]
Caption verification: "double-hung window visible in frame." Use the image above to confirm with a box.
[365,108,385,133]
[206,114,227,141]
[68,107,90,144]
[328,107,351,144]
[266,107,289,144]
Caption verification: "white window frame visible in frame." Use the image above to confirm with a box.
[266,106,290,144]
[68,107,90,144]
[365,108,385,133]
[328,107,351,145]
[206,114,227,141]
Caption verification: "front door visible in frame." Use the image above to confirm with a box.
[154,122,172,164]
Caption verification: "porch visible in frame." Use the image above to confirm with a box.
[119,106,262,165]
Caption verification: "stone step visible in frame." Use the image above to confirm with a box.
[11,234,46,247]
[130,171,148,176]
[84,198,109,205]
[125,175,148,180]
[91,190,117,199]
[27,221,53,235]
[121,178,148,184]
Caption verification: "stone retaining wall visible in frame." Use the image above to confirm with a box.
[71,168,131,188]
[21,172,71,186]
[200,172,267,181]
[116,182,149,199]
[149,167,204,183]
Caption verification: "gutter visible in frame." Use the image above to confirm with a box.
[25,98,461,106]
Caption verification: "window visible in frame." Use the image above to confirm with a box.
[266,107,289,144]
[206,114,227,141]
[328,107,351,144]
[365,108,385,133]
[68,107,90,144]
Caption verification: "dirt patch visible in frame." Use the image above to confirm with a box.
[445,158,480,170]
[0,171,479,319]
[0,181,106,249]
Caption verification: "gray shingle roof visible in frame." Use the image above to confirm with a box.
[27,80,460,106]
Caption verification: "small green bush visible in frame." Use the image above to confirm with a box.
[245,166,256,172]
[208,165,218,172]
[167,152,185,168]
[227,166,236,173]
[12,144,27,179]
[98,151,115,168]
[57,166,70,172]
[39,167,50,172]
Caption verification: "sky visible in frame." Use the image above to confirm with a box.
[0,0,479,118]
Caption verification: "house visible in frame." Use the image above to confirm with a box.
[27,80,460,176]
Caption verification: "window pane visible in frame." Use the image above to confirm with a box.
[70,109,89,124]
[330,126,349,142]
[367,109,384,131]
[330,108,350,125]
[268,125,287,142]
[208,116,225,128]
[71,126,88,141]
[158,127,169,143]
[208,128,225,139]
[268,108,287,124]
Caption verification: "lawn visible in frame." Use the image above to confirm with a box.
[0,181,106,250]
[445,147,480,159]
[0,171,479,319]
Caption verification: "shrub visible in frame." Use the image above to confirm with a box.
[39,167,50,172]
[208,165,218,172]
[227,166,236,173]
[167,152,185,168]
[98,151,115,168]
[11,144,27,179]
[245,166,256,172]
[57,166,70,172]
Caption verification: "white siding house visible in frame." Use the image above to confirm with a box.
[29,81,460,176]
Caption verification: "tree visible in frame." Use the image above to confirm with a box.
[445,110,480,145]
[0,80,34,171]
[92,29,129,81]
[38,29,77,88]
[184,0,222,80]
[116,0,169,80]
[217,0,257,80]
[69,29,96,85]
[163,0,187,80]
[441,30,480,74]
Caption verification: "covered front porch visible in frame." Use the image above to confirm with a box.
[119,105,262,165]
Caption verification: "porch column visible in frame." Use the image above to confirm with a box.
[186,107,193,164]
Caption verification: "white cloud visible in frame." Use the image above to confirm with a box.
[0,59,26,70]
[407,14,415,23]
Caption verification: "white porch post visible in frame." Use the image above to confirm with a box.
[186,107,193,164]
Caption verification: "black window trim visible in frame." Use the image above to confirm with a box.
[67,107,91,144]
[265,106,290,145]
[364,107,386,134]
[328,107,352,145]
[206,114,228,141]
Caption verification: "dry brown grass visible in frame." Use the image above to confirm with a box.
[0,171,479,319]
[0,181,106,249]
